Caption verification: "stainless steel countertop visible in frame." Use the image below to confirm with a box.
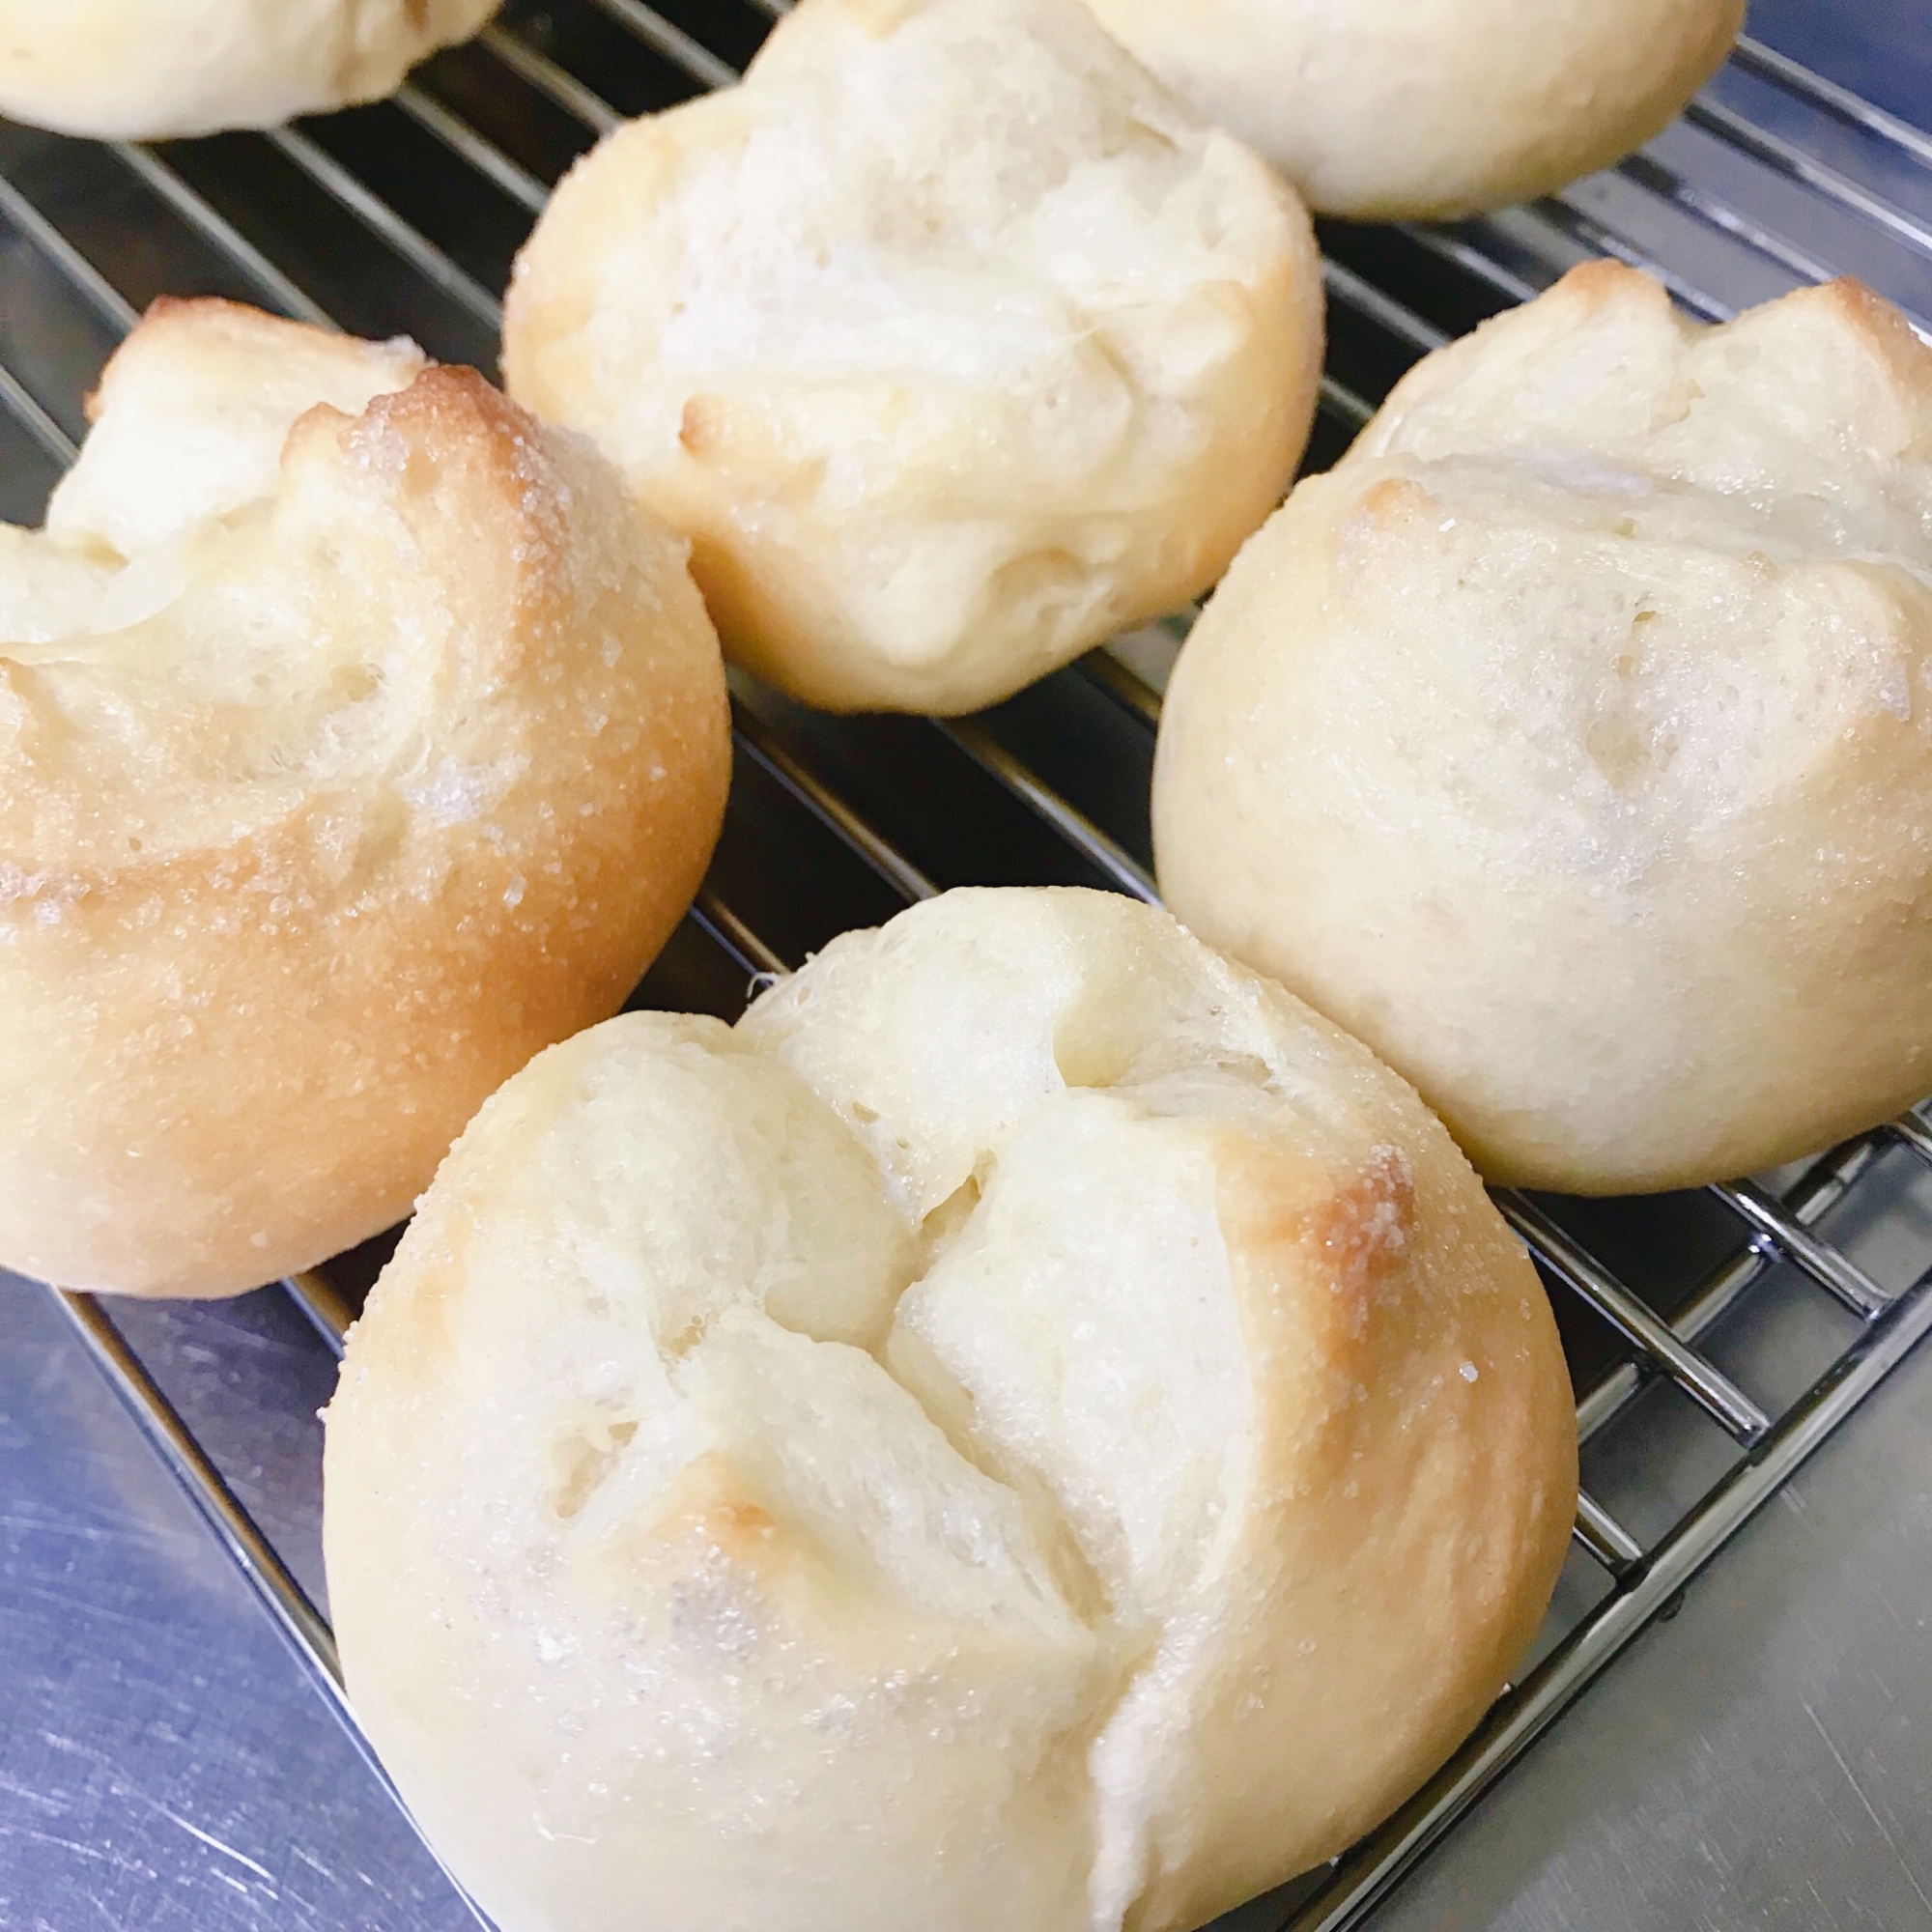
[1368,1153,1932,1931]
[0,1273,470,1929]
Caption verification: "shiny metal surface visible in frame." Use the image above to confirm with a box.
[1291,1155,1932,1932]
[1359,1151,1932,1932]
[0,1275,473,1930]
[3,3,1931,1927]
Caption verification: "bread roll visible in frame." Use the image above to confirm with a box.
[324,886,1576,1932]
[1075,0,1743,220]
[0,298,728,1297]
[0,0,498,140]
[1155,264,1932,1195]
[502,0,1321,716]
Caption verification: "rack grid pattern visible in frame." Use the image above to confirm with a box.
[6,4,1932,1926]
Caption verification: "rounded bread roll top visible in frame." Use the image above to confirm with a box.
[1155,263,1932,1194]
[1074,0,1745,220]
[324,886,1576,1932]
[502,0,1321,716]
[0,298,728,1296]
[0,0,499,140]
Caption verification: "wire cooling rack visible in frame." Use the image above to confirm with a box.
[6,3,1932,1925]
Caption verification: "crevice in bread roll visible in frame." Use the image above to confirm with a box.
[553,1413,642,1522]
[501,0,1323,716]
[878,1278,1118,1631]
[1156,262,1932,1193]
[1,298,729,1295]
[327,889,1577,1932]
[915,1161,986,1258]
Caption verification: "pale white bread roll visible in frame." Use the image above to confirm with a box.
[0,0,498,141]
[1075,0,1745,220]
[324,887,1576,1932]
[501,0,1322,716]
[0,298,728,1297]
[1155,264,1932,1196]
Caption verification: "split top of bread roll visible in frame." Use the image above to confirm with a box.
[0,0,498,140]
[1,298,728,1296]
[503,0,1321,715]
[1155,264,1932,1194]
[324,887,1576,1932]
[1076,0,1744,220]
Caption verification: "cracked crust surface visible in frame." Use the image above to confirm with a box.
[1155,264,1932,1192]
[323,886,1574,1932]
[0,298,728,1295]
[502,0,1321,715]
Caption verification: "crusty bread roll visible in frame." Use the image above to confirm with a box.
[1075,0,1744,219]
[501,0,1321,716]
[0,0,498,140]
[1155,264,1932,1196]
[0,298,728,1298]
[324,886,1576,1932]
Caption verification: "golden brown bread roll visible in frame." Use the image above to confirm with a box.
[502,0,1322,716]
[0,0,498,140]
[0,298,728,1297]
[1074,0,1745,219]
[1155,264,1932,1195]
[324,886,1576,1932]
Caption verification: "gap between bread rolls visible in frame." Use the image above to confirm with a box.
[501,0,1323,717]
[324,886,1577,1932]
[1155,262,1932,1195]
[0,298,729,1298]
[0,0,500,140]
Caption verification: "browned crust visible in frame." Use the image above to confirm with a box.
[1125,1121,1574,1931]
[0,335,729,1296]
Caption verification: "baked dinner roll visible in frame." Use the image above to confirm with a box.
[324,886,1576,1932]
[1155,264,1932,1196]
[1075,0,1744,219]
[0,298,727,1297]
[501,0,1321,716]
[0,0,498,141]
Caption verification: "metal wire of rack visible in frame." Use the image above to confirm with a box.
[4,3,1932,1926]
